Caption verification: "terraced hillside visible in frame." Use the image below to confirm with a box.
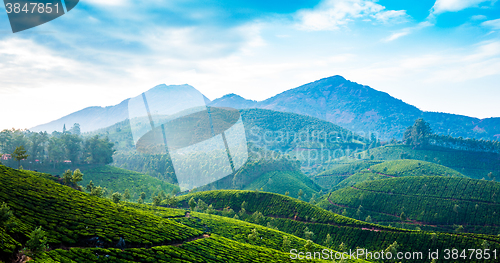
[243,171,321,198]
[369,145,500,180]
[0,165,345,262]
[176,190,500,262]
[313,161,382,189]
[318,159,465,191]
[321,176,500,235]
[80,165,179,202]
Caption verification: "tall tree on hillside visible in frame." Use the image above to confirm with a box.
[29,131,48,163]
[48,136,65,168]
[69,123,81,136]
[62,133,82,164]
[83,135,115,164]
[404,119,432,149]
[12,146,29,169]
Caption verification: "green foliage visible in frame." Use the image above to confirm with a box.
[25,226,48,256]
[12,146,29,168]
[83,135,116,164]
[403,118,432,149]
[62,169,72,185]
[80,166,179,202]
[72,169,84,185]
[38,234,335,262]
[368,144,500,180]
[177,190,500,262]
[111,192,122,203]
[0,203,17,231]
[123,189,130,200]
[0,128,114,170]
[323,176,500,235]
[243,171,320,198]
[330,159,467,191]
[188,197,196,210]
[370,159,465,177]
[0,164,202,247]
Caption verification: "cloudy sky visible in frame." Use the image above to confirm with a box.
[0,0,499,130]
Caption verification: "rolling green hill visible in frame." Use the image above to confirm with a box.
[0,165,350,262]
[368,159,465,177]
[368,144,500,180]
[316,159,465,191]
[313,160,382,189]
[321,176,500,235]
[80,165,179,202]
[174,190,500,262]
[243,171,321,199]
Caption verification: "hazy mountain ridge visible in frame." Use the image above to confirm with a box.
[211,76,500,140]
[30,84,210,133]
[30,76,500,140]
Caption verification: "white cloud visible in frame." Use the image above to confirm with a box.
[382,21,433,42]
[296,0,407,31]
[481,18,500,29]
[372,10,408,24]
[471,14,488,20]
[384,31,410,42]
[430,0,494,15]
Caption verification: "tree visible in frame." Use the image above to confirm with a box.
[304,240,313,251]
[61,133,82,164]
[338,242,347,252]
[71,169,83,185]
[62,169,73,185]
[247,228,258,243]
[324,234,333,248]
[384,241,399,261]
[124,189,131,201]
[403,119,432,149]
[48,136,65,168]
[83,135,115,165]
[86,180,95,192]
[282,236,291,251]
[188,197,197,210]
[28,131,48,163]
[90,186,104,197]
[112,192,122,203]
[0,202,17,231]
[25,226,48,256]
[298,189,304,199]
[12,146,29,169]
[69,123,81,136]
[304,227,314,240]
[153,195,161,206]
[197,199,208,211]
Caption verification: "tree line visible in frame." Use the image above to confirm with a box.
[403,118,500,153]
[0,124,115,168]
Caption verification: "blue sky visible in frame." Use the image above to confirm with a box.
[0,0,499,130]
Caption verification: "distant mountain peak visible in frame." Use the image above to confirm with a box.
[30,83,209,133]
[209,93,257,109]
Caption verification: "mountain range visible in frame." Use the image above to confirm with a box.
[31,76,500,140]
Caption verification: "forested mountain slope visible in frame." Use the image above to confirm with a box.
[211,76,500,140]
